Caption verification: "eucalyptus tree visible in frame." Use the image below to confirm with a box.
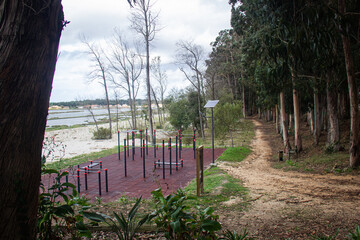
[130,0,160,143]
[337,0,360,167]
[108,29,143,129]
[176,40,206,139]
[0,1,65,238]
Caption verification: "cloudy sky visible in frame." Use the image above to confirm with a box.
[50,0,232,103]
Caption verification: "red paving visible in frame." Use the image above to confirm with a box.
[45,147,226,202]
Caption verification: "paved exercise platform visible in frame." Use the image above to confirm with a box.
[43,147,226,202]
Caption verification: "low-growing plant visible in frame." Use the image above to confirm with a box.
[93,127,111,139]
[84,197,153,240]
[151,188,222,239]
[220,229,252,240]
[348,225,360,239]
[38,168,95,239]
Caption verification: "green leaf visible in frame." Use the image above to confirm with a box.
[83,212,108,222]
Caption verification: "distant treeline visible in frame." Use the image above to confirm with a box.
[50,98,148,108]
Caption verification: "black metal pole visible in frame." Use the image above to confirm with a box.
[211,108,215,163]
[143,139,146,178]
[193,129,196,159]
[146,128,148,155]
[162,140,165,179]
[65,171,68,183]
[132,131,135,160]
[124,139,127,177]
[105,168,108,192]
[169,138,172,175]
[154,129,156,158]
[179,130,182,159]
[84,172,88,190]
[127,131,129,156]
[176,135,178,171]
[118,131,120,160]
[98,171,101,196]
[77,169,80,193]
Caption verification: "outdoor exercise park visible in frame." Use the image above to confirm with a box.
[43,129,226,202]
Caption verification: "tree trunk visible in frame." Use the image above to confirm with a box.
[280,92,290,152]
[309,109,314,134]
[145,40,154,143]
[275,104,280,134]
[292,71,302,152]
[241,72,246,118]
[326,75,340,151]
[103,74,112,137]
[314,88,321,145]
[339,0,359,167]
[0,1,64,239]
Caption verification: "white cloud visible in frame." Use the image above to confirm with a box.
[50,0,231,102]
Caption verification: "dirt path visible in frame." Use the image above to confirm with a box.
[219,119,360,239]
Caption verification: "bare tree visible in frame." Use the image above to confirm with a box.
[130,0,160,143]
[108,29,143,129]
[82,36,112,138]
[176,40,206,139]
[151,56,168,125]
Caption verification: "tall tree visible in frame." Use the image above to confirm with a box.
[176,40,206,139]
[130,0,159,143]
[0,1,64,239]
[82,37,113,138]
[151,56,168,124]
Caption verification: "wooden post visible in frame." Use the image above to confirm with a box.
[196,145,204,196]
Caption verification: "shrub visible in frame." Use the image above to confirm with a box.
[93,127,111,139]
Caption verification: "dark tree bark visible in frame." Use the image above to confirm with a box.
[0,1,64,239]
[339,0,359,167]
[326,74,340,151]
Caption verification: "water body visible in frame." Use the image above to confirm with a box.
[47,108,131,127]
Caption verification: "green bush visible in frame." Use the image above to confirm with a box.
[93,127,111,139]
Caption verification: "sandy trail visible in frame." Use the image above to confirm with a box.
[219,119,360,239]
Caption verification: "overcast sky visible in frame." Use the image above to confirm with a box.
[50,0,232,103]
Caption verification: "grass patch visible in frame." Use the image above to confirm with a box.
[184,166,248,210]
[272,151,352,174]
[45,146,122,170]
[218,146,252,162]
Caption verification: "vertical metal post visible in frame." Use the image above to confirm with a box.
[132,131,135,160]
[117,131,120,160]
[162,140,165,179]
[154,129,156,158]
[124,139,127,177]
[211,108,215,163]
[84,172,88,190]
[127,131,129,156]
[193,129,196,159]
[146,128,148,155]
[179,130,182,159]
[140,130,143,157]
[77,169,80,193]
[169,138,172,175]
[98,171,101,196]
[143,139,146,178]
[105,169,108,192]
[176,135,178,171]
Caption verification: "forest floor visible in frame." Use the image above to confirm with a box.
[218,118,360,239]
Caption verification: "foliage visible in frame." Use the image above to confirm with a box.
[214,101,242,140]
[151,188,222,239]
[84,197,152,240]
[167,91,192,131]
[93,127,112,139]
[38,168,95,239]
[348,225,360,240]
[220,229,252,240]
